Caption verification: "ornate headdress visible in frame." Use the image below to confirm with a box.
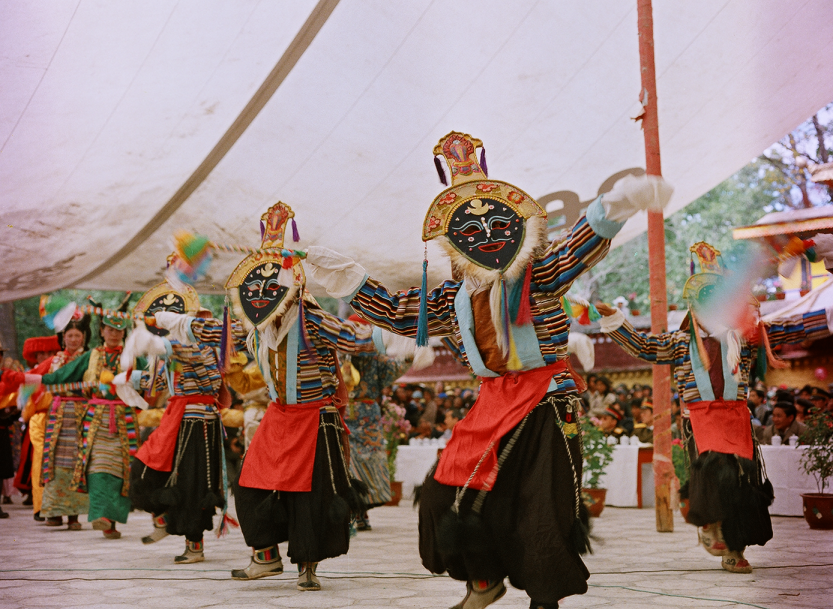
[225,202,306,331]
[424,132,547,282]
[134,255,202,336]
[682,242,724,305]
[96,293,133,332]
[418,132,548,366]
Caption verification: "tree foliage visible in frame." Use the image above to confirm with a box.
[575,103,833,311]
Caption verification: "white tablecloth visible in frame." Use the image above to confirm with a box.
[395,444,442,499]
[594,445,639,507]
[760,445,817,516]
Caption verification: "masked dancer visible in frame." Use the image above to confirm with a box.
[596,242,830,573]
[305,132,672,609]
[226,202,381,592]
[124,270,243,564]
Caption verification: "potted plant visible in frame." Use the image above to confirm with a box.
[581,415,616,517]
[380,402,411,506]
[672,438,691,522]
[799,408,833,529]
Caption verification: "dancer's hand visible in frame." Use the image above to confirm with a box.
[305,246,368,299]
[595,302,617,316]
[811,233,833,271]
[601,174,673,222]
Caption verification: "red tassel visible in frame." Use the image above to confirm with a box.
[761,322,788,369]
[514,264,533,325]
[578,309,591,325]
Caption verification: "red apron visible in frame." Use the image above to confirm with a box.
[687,399,754,460]
[434,360,568,490]
[238,398,334,493]
[135,394,217,472]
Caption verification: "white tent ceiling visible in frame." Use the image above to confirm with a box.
[3,0,833,302]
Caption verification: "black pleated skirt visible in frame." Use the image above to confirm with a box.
[418,396,590,604]
[129,418,224,542]
[233,412,360,564]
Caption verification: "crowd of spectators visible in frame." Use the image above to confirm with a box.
[382,383,479,442]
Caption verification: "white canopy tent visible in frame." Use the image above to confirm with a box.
[3,0,833,302]
[763,277,833,332]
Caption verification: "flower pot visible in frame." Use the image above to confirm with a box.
[801,493,833,529]
[582,488,607,517]
[679,497,691,523]
[755,294,767,302]
[385,481,403,507]
[630,309,640,317]
[775,293,786,300]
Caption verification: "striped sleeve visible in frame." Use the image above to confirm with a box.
[607,320,687,365]
[349,277,457,338]
[531,212,612,298]
[766,309,829,347]
[306,308,377,354]
[190,318,247,351]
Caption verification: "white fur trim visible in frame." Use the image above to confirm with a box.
[599,309,626,333]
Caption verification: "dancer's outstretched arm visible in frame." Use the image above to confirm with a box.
[596,303,687,366]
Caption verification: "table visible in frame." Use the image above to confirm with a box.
[395,443,443,499]
[760,445,817,516]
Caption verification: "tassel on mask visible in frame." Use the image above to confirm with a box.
[479,147,488,178]
[219,301,231,373]
[291,217,300,243]
[760,322,788,369]
[416,248,429,347]
[434,156,448,186]
[513,264,533,326]
[298,297,313,352]
[689,310,711,371]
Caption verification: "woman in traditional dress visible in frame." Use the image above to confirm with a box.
[341,314,420,530]
[23,298,139,537]
[596,241,830,573]
[306,132,672,609]
[5,314,94,528]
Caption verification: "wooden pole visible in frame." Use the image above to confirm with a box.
[637,0,674,532]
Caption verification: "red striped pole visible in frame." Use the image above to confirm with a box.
[637,0,674,532]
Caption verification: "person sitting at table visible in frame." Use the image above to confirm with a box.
[597,407,627,440]
[756,402,805,445]
[439,408,462,441]
[809,388,832,413]
[633,402,654,444]
[795,398,811,424]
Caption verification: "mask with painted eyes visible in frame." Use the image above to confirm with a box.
[447,197,525,271]
[146,293,186,336]
[133,274,201,336]
[423,132,547,283]
[225,202,303,331]
[238,262,290,326]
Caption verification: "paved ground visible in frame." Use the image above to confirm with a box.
[0,498,831,609]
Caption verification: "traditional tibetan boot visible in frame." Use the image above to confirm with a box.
[174,539,205,564]
[0,507,7,519]
[142,513,169,545]
[45,516,63,526]
[529,602,559,609]
[231,546,284,580]
[67,515,82,530]
[103,522,122,539]
[33,511,45,522]
[92,517,110,531]
[722,551,752,574]
[297,562,321,591]
[450,580,507,609]
[698,522,728,556]
[356,512,372,531]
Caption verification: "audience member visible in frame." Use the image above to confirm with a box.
[756,402,806,445]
